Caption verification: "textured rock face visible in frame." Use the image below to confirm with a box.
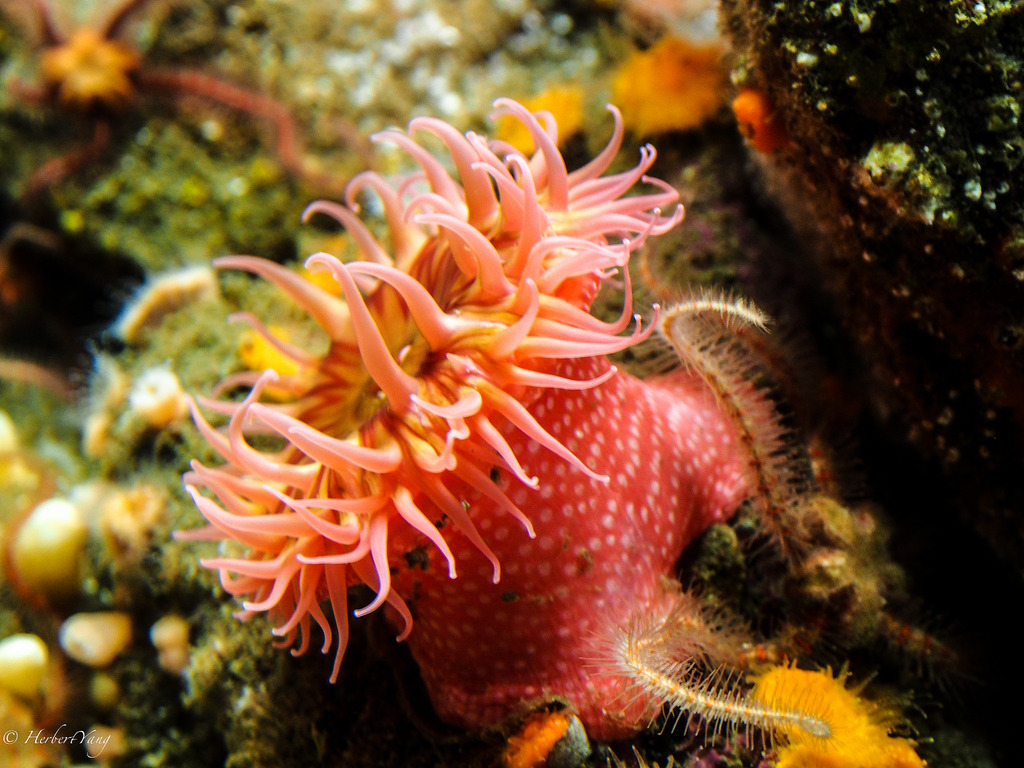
[719,0,1024,575]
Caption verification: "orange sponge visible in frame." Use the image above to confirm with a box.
[612,37,729,136]
[749,664,926,768]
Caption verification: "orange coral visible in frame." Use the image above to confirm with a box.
[611,37,729,136]
[749,664,926,768]
[732,87,790,153]
[503,710,577,768]
[40,28,140,112]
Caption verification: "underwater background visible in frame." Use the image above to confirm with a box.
[1,0,1023,766]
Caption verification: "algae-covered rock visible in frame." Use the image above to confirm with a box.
[720,0,1024,576]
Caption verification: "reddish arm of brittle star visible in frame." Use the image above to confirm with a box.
[100,0,163,41]
[22,120,111,202]
[22,0,64,46]
[7,75,51,108]
[137,68,359,195]
[0,358,74,399]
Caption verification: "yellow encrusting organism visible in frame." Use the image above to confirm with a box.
[749,664,926,768]
[494,85,585,154]
[238,323,302,378]
[611,37,729,136]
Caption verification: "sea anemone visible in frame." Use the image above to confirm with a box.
[185,99,677,670]
[183,99,749,738]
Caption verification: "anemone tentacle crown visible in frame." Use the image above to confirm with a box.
[184,99,749,739]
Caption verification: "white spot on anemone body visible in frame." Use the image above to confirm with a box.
[181,99,683,681]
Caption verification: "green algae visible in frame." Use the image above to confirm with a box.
[51,121,301,272]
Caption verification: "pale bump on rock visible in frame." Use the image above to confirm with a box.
[10,497,88,601]
[0,633,49,700]
[59,612,133,668]
[149,614,190,675]
[127,366,188,429]
[114,265,218,345]
[0,409,18,451]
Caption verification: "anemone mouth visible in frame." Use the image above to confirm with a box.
[183,99,683,680]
